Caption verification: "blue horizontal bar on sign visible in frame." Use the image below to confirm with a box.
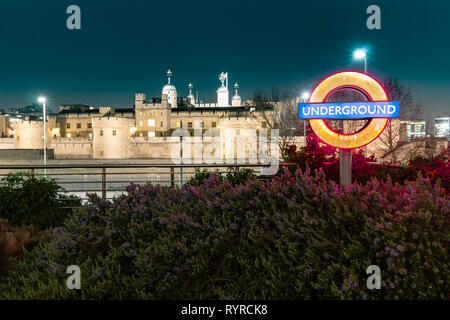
[298,101,400,119]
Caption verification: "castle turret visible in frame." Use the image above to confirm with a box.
[232,82,242,106]
[135,93,146,108]
[187,83,195,105]
[162,69,177,108]
[13,120,51,149]
[217,72,229,107]
[92,117,133,159]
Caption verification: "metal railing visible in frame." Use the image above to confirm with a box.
[0,163,272,202]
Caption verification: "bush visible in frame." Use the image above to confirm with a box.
[187,167,255,186]
[0,219,52,276]
[283,136,449,188]
[0,172,81,230]
[1,168,448,299]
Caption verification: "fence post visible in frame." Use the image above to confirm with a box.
[170,167,174,187]
[101,167,107,200]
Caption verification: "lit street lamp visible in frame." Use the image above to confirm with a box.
[38,96,47,175]
[301,91,310,101]
[353,49,367,73]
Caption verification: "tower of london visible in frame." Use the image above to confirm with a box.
[3,70,278,160]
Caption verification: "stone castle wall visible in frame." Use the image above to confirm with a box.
[51,137,93,159]
[0,138,14,149]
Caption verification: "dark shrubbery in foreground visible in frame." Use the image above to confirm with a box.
[283,135,449,189]
[0,173,81,230]
[187,167,255,187]
[0,219,52,275]
[1,168,448,299]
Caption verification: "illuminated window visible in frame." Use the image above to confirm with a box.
[176,122,180,128]
[148,119,155,127]
[148,131,155,138]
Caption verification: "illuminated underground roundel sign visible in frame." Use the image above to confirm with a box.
[298,71,399,149]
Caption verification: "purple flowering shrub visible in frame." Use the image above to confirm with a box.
[1,168,448,299]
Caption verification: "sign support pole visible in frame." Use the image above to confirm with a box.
[339,149,352,186]
[180,120,183,187]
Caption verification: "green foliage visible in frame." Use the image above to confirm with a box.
[0,172,81,230]
[283,137,449,188]
[187,167,255,186]
[1,168,448,300]
[0,219,52,276]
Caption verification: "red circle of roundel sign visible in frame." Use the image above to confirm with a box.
[299,71,399,149]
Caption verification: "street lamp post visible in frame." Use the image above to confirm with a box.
[38,97,47,175]
[364,55,367,73]
[180,120,183,187]
[301,92,310,145]
[353,49,368,157]
[353,49,367,73]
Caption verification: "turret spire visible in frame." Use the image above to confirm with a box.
[167,69,172,84]
[187,82,195,104]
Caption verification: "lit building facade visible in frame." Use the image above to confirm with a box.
[2,71,277,159]
[434,117,449,139]
[400,120,426,141]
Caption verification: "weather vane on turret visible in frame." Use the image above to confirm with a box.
[219,72,226,86]
[188,82,193,95]
[234,82,239,94]
[167,69,172,84]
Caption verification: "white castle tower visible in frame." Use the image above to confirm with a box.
[162,69,177,108]
[187,82,195,105]
[217,72,229,107]
[232,82,242,106]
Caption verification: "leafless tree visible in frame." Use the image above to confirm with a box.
[374,78,425,163]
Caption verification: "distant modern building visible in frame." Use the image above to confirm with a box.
[400,120,426,141]
[434,117,449,139]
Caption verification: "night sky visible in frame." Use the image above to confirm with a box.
[0,0,448,117]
